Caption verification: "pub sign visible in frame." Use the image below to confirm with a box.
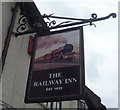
[25,26,85,103]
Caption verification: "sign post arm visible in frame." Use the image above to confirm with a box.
[14,13,116,37]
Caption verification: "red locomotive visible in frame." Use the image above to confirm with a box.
[34,44,78,63]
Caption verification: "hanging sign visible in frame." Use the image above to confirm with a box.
[25,26,85,103]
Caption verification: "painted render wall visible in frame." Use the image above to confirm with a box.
[2,2,15,49]
[118,2,120,110]
[0,2,2,109]
[2,2,44,108]
[0,2,2,58]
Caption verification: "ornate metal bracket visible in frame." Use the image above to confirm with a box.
[42,13,116,29]
[14,13,116,37]
[16,15,28,33]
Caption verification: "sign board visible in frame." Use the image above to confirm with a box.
[25,26,85,103]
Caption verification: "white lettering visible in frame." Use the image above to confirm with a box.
[49,72,62,79]
[33,77,77,87]
[34,82,38,87]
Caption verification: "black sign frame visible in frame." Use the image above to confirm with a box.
[25,26,85,103]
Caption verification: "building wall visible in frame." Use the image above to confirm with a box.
[2,2,15,49]
[0,2,2,58]
[0,2,2,109]
[2,2,44,108]
[62,100,77,108]
[118,2,120,110]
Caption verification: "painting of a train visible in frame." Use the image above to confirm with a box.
[34,44,79,63]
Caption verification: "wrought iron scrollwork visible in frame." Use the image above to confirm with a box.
[43,13,76,28]
[46,20,56,27]
[42,13,116,29]
[15,13,116,37]
[43,13,95,28]
[43,13,88,28]
[43,14,56,28]
[91,13,97,19]
[16,15,27,33]
[56,21,73,27]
